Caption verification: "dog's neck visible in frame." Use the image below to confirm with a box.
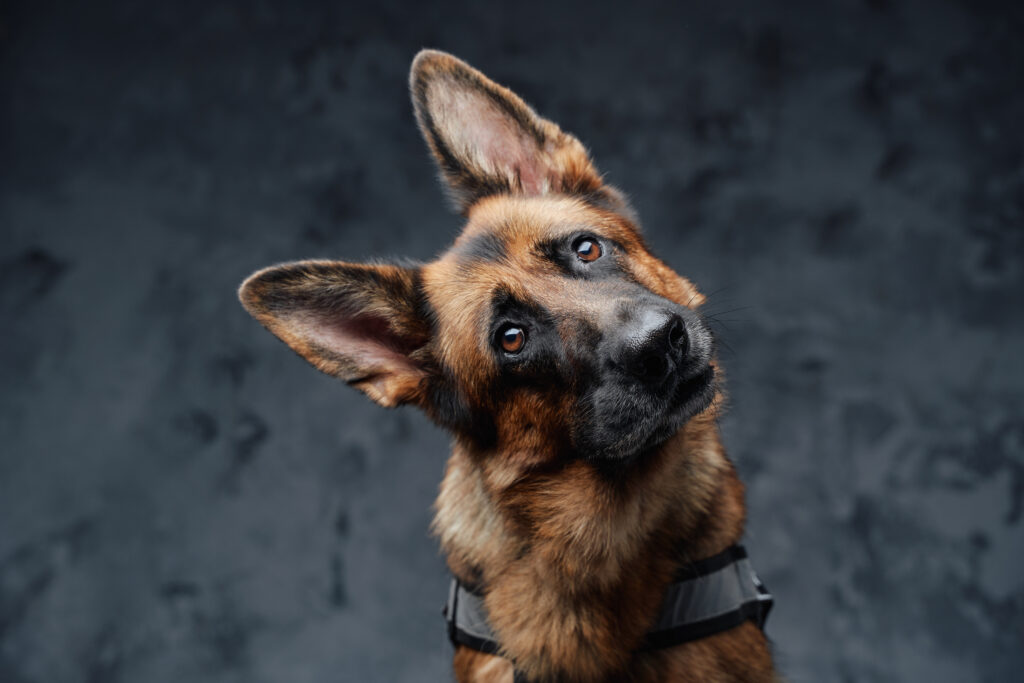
[432,410,747,680]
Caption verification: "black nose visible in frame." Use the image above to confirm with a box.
[619,310,688,385]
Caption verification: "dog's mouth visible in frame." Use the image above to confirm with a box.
[670,365,716,421]
[636,365,716,450]
[577,363,717,462]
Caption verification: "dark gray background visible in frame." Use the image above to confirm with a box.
[2,1,1022,681]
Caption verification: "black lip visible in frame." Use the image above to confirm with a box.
[671,366,716,420]
[602,366,716,464]
[578,365,717,463]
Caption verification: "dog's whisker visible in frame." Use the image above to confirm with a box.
[701,305,753,318]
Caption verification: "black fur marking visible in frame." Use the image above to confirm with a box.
[536,234,627,279]
[412,277,497,448]
[452,232,509,266]
[537,235,579,275]
[407,266,435,333]
[576,188,635,218]
[488,288,573,393]
[426,367,497,449]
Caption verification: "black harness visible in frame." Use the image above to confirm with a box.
[443,545,772,677]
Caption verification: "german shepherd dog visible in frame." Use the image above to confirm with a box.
[240,50,776,682]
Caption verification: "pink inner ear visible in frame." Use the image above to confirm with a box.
[440,86,550,195]
[295,309,422,379]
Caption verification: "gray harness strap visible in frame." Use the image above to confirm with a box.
[444,577,502,655]
[443,545,772,667]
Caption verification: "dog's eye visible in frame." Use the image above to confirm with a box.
[499,325,526,353]
[574,237,602,263]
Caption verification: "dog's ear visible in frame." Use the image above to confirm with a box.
[410,49,607,213]
[239,261,433,408]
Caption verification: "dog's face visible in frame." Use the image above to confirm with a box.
[240,51,716,465]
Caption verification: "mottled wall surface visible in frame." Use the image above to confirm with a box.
[2,1,1022,681]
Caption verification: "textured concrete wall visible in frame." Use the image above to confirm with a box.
[2,1,1022,681]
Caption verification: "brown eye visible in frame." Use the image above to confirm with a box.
[500,325,526,353]
[575,238,602,262]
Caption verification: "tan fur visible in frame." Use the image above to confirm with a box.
[239,49,777,682]
[435,403,766,682]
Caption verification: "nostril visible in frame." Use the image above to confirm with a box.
[667,316,687,354]
[668,320,683,347]
[617,311,689,384]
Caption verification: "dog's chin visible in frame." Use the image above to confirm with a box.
[640,366,717,452]
[576,367,716,463]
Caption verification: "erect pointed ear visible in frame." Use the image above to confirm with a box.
[239,261,433,408]
[409,49,610,213]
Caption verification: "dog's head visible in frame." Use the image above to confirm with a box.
[240,50,716,465]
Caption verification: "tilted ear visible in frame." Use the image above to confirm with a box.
[239,261,433,408]
[409,49,611,213]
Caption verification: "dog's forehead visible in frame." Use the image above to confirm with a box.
[421,197,624,374]
[452,195,637,259]
[419,194,704,383]
[425,194,640,310]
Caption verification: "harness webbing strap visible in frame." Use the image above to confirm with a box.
[443,544,773,664]
[444,576,502,655]
[644,545,772,648]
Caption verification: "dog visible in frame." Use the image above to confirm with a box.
[240,50,777,683]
